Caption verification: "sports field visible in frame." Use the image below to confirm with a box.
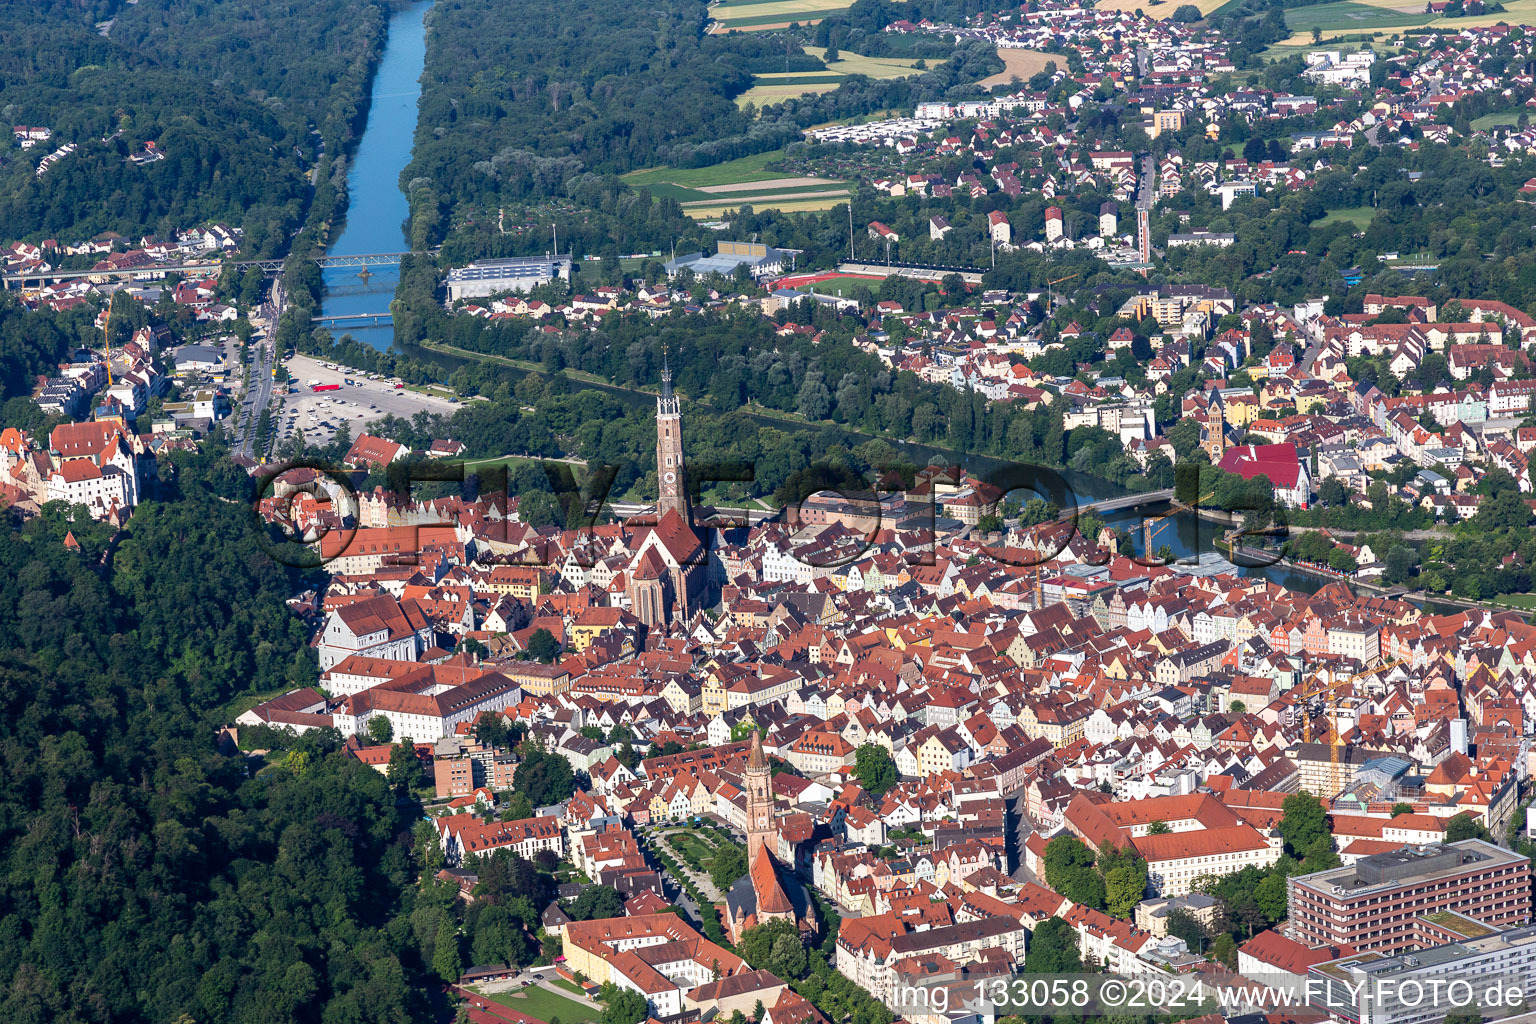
[624,149,848,218]
[483,987,598,1024]
[776,270,887,296]
[708,0,855,32]
[977,48,1056,88]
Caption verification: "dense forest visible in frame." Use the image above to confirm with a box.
[0,445,455,1023]
[0,0,394,248]
[401,0,1002,255]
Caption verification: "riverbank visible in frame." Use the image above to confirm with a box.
[316,0,434,347]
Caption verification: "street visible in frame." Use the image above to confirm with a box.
[231,279,281,459]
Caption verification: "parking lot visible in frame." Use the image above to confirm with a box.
[276,354,463,446]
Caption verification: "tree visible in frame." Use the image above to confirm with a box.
[568,886,626,921]
[1445,813,1491,843]
[1301,834,1341,872]
[1146,820,1171,835]
[388,740,421,793]
[1212,932,1237,968]
[1318,478,1347,507]
[1255,873,1288,921]
[601,984,649,1024]
[433,919,462,983]
[1390,802,1414,817]
[478,714,510,750]
[1105,864,1147,918]
[710,844,748,891]
[1024,917,1082,974]
[366,714,394,744]
[504,792,535,821]
[1385,545,1417,585]
[527,627,561,662]
[1312,25,1322,43]
[1279,792,1328,857]
[1044,836,1105,910]
[514,745,576,806]
[737,919,808,979]
[1164,909,1208,952]
[753,1000,766,1022]
[1172,3,1203,19]
[853,744,898,796]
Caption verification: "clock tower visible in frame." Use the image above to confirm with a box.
[656,350,690,522]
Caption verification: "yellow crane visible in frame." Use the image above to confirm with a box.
[1044,272,1078,312]
[1292,659,1404,776]
[102,302,112,388]
[1142,491,1212,560]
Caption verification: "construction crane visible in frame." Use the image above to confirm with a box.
[1044,272,1078,313]
[1291,659,1405,779]
[1142,491,1212,561]
[102,302,112,388]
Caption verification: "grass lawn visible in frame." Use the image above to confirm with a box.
[670,832,721,868]
[1472,110,1524,130]
[484,987,599,1024]
[1283,1,1430,31]
[551,979,588,998]
[624,145,846,216]
[1494,592,1536,609]
[797,275,881,297]
[1315,206,1376,229]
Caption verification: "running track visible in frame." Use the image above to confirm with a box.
[453,985,551,1024]
[771,271,884,289]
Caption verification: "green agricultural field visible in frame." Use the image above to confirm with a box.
[1316,206,1376,229]
[708,0,855,30]
[625,149,846,217]
[484,987,599,1024]
[625,149,793,189]
[1284,2,1430,31]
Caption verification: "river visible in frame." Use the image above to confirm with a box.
[316,0,432,349]
[318,0,1322,593]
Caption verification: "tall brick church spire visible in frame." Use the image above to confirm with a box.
[655,346,689,522]
[745,731,773,863]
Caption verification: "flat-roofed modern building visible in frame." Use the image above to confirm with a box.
[445,254,572,300]
[1308,917,1536,1024]
[1288,840,1532,953]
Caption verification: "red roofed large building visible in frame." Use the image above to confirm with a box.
[1063,791,1282,896]
[436,813,564,865]
[1217,442,1311,508]
[43,418,140,518]
[562,912,750,1017]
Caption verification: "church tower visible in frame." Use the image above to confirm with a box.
[656,350,690,522]
[745,731,773,863]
